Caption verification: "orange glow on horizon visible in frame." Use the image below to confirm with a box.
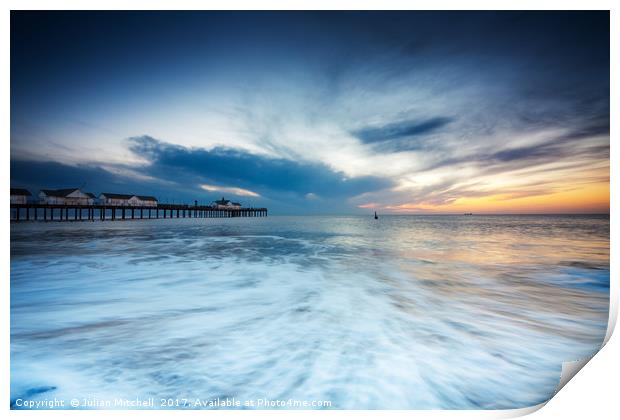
[376,182,609,214]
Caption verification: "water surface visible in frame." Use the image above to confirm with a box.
[10,215,609,409]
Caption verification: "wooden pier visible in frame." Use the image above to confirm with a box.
[10,203,268,222]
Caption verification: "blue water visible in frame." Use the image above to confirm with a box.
[10,215,609,409]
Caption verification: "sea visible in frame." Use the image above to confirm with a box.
[10,214,610,409]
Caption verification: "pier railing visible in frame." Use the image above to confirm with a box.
[10,204,268,222]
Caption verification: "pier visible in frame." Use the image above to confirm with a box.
[10,203,268,222]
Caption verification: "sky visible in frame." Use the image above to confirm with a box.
[10,11,609,214]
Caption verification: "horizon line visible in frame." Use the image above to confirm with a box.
[270,212,611,217]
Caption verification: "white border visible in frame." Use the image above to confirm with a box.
[3,1,616,419]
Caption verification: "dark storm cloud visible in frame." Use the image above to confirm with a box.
[11,137,395,210]
[128,136,394,199]
[352,117,453,152]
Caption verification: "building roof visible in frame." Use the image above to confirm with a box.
[232,202,241,206]
[214,197,231,205]
[40,188,80,197]
[100,193,134,199]
[136,195,158,201]
[85,192,96,198]
[11,188,32,196]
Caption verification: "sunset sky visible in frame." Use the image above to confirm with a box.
[10,11,609,214]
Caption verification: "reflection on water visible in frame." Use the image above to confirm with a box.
[10,215,609,409]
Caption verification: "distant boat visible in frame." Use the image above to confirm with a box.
[463,212,473,216]
[374,211,378,220]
